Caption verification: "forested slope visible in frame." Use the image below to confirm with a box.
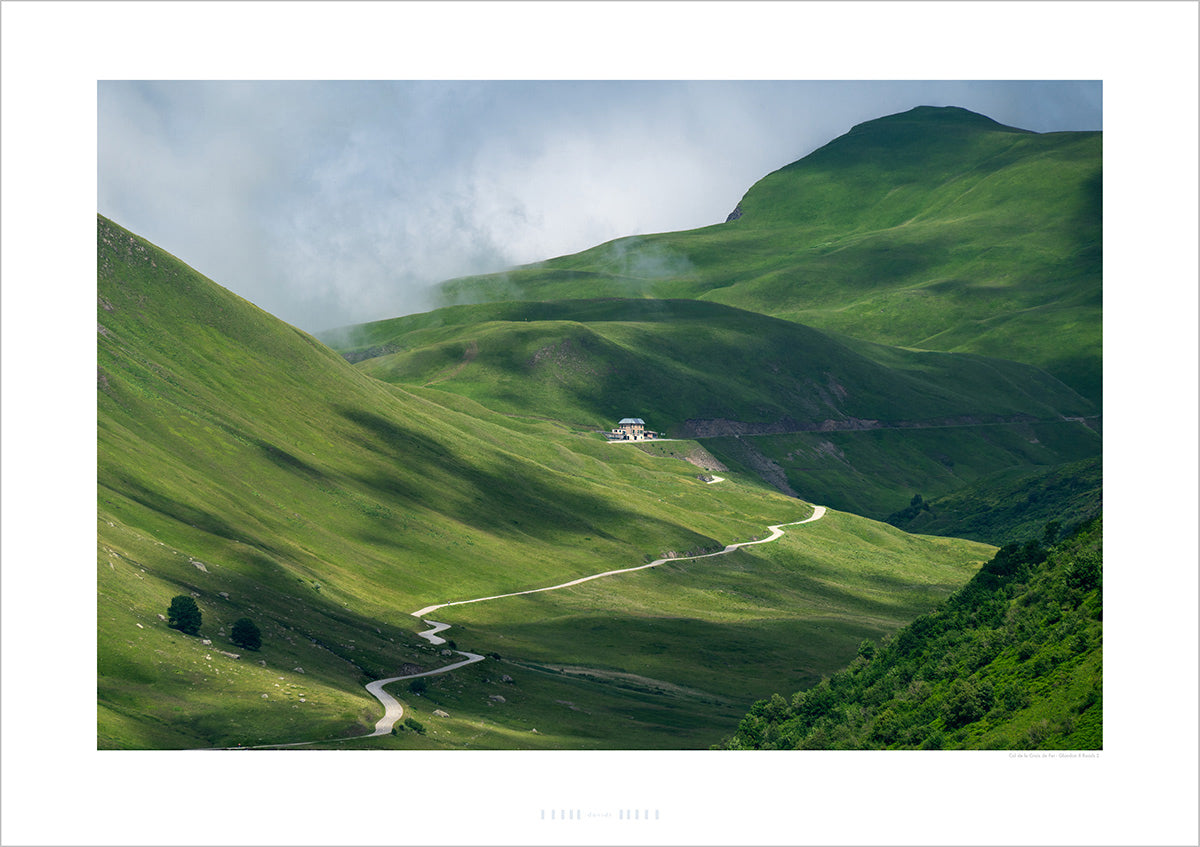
[720,515,1102,750]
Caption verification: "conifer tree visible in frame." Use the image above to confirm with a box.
[167,595,202,635]
[230,617,262,650]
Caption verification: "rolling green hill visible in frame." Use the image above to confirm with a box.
[434,106,1101,403]
[98,215,995,749]
[324,297,1093,433]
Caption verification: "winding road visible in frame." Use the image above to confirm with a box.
[411,506,826,618]
[227,619,484,748]
[235,504,827,748]
[362,621,485,736]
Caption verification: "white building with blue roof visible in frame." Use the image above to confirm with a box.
[608,417,659,441]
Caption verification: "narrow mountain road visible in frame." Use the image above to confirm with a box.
[227,619,484,749]
[363,621,486,736]
[232,504,827,749]
[412,506,827,618]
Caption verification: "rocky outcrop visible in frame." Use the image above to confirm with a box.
[681,444,728,472]
[736,443,799,498]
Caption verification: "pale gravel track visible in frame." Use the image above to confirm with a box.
[224,504,827,749]
[412,505,827,618]
[362,628,484,734]
[222,619,483,748]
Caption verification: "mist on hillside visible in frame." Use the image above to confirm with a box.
[97,80,1101,334]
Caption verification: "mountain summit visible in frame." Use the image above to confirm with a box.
[435,107,1101,403]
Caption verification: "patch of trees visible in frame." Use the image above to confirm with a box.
[718,515,1103,751]
[887,493,932,525]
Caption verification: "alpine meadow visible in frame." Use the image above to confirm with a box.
[98,105,1100,751]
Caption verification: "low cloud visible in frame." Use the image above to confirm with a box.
[98,81,1101,333]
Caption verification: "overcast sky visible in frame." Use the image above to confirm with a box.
[98,80,1101,333]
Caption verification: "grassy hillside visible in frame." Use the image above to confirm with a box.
[718,514,1102,750]
[322,297,1094,434]
[309,507,994,750]
[434,107,1101,403]
[98,216,993,749]
[440,507,993,710]
[322,296,1100,540]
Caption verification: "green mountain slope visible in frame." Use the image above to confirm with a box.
[98,216,993,749]
[885,455,1102,543]
[434,107,1101,403]
[322,296,1100,535]
[719,514,1102,750]
[324,297,1093,433]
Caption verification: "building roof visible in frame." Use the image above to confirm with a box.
[618,418,645,425]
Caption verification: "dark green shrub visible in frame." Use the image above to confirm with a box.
[404,717,426,735]
[997,681,1031,713]
[869,708,901,744]
[763,692,790,723]
[1065,552,1101,592]
[735,714,768,747]
[942,679,986,728]
[1032,654,1053,677]
[919,728,944,750]
[230,617,261,650]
